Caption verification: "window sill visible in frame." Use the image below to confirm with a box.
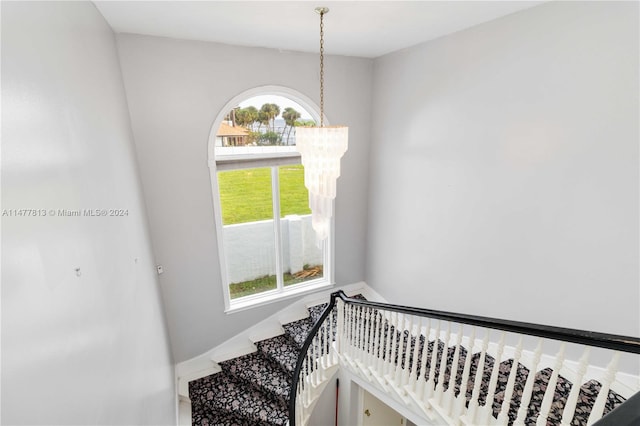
[225,279,334,314]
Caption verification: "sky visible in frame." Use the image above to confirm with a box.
[238,95,313,120]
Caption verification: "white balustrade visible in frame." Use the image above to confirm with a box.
[291,297,639,426]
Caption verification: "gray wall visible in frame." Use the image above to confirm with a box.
[116,34,372,362]
[1,2,175,424]
[367,1,639,337]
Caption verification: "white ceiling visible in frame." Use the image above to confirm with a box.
[94,1,545,58]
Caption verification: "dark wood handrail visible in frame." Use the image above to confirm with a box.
[334,291,640,354]
[288,290,640,425]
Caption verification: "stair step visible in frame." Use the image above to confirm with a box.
[189,372,288,426]
[219,351,291,403]
[282,317,315,349]
[307,303,328,323]
[256,334,300,376]
[191,406,264,426]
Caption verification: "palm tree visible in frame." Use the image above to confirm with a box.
[245,106,258,131]
[260,103,280,132]
[282,107,301,145]
[235,106,258,130]
[257,110,269,132]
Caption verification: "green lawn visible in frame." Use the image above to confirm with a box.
[219,164,317,299]
[229,265,323,299]
[218,165,311,225]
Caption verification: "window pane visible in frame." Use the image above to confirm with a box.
[218,168,277,299]
[278,165,324,286]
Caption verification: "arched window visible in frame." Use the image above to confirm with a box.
[209,87,334,312]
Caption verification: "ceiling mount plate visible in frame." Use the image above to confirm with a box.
[315,7,329,15]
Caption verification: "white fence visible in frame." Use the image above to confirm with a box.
[222,214,322,283]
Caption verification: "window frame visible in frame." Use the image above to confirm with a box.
[208,86,335,313]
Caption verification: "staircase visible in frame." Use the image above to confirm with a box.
[187,295,365,425]
[184,290,639,426]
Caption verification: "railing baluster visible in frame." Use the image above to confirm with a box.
[395,313,407,388]
[435,321,452,404]
[417,318,432,397]
[343,301,349,355]
[298,379,304,424]
[348,304,356,359]
[586,352,620,425]
[408,316,420,387]
[328,306,335,364]
[401,315,415,388]
[367,306,375,367]
[446,324,465,418]
[304,356,311,406]
[356,306,364,361]
[482,331,505,425]
[322,323,329,378]
[353,305,360,360]
[362,306,373,366]
[357,305,363,358]
[514,339,544,425]
[453,326,476,425]
[496,336,523,425]
[388,311,399,377]
[536,343,566,426]
[425,320,442,401]
[559,347,590,425]
[309,344,316,388]
[336,300,344,354]
[370,307,380,368]
[358,306,367,363]
[467,329,490,424]
[376,310,386,374]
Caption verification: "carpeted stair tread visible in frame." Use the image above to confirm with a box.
[282,317,315,349]
[189,372,288,426]
[191,405,265,426]
[307,304,328,323]
[219,351,291,402]
[256,334,300,376]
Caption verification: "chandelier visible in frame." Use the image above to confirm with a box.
[296,7,348,242]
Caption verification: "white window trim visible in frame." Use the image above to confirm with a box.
[207,85,336,313]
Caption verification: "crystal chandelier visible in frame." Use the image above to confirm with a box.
[296,7,348,242]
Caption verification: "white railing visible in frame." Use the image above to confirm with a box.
[289,291,640,426]
[290,304,340,425]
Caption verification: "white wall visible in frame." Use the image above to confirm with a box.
[367,1,639,337]
[116,34,372,362]
[1,2,175,424]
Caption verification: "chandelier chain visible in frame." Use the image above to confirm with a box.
[319,9,325,127]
